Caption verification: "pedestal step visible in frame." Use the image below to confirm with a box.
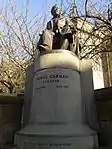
[15,124,98,149]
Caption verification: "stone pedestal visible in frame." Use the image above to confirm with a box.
[15,50,98,149]
[23,63,34,127]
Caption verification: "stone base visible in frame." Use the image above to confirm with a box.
[15,124,98,149]
[18,50,99,149]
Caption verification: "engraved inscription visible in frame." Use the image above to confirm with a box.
[35,72,69,90]
[24,142,71,149]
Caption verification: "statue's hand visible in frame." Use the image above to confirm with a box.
[60,25,72,35]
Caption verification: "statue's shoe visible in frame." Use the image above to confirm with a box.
[39,45,51,52]
[39,45,52,55]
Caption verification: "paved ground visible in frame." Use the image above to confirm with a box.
[100,147,112,149]
[0,145,15,149]
[1,145,112,149]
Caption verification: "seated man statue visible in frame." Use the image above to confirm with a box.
[37,4,80,56]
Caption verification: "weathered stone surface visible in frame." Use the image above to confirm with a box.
[80,60,98,131]
[95,87,112,147]
[0,94,23,146]
[15,50,98,149]
[23,64,34,126]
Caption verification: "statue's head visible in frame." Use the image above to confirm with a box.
[51,4,61,17]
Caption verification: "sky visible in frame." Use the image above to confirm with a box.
[0,0,62,23]
[0,0,107,89]
[19,0,59,17]
[0,0,110,20]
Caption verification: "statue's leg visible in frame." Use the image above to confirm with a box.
[61,38,69,50]
[38,30,54,52]
[72,34,79,56]
[69,43,74,51]
[61,33,74,51]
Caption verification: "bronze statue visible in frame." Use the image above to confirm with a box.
[37,4,81,56]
